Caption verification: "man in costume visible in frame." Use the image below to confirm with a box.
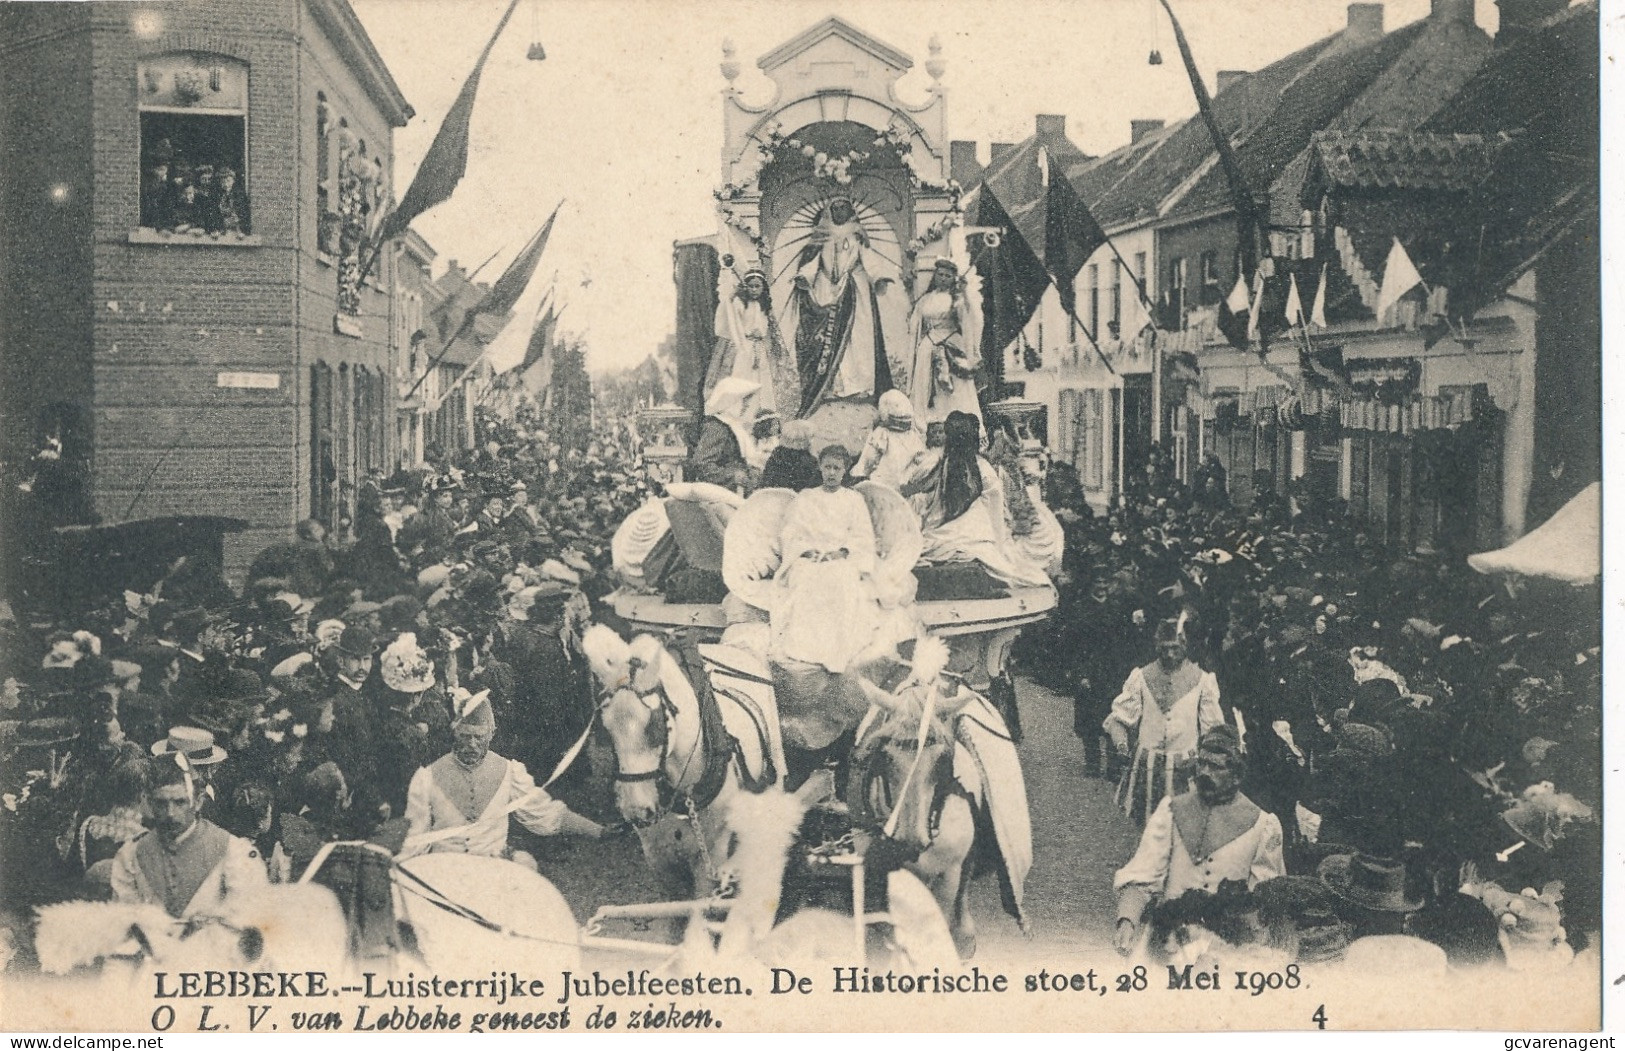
[400,689,603,870]
[1112,725,1285,954]
[110,754,268,917]
[1103,617,1225,826]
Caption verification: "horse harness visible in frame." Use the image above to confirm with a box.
[600,639,778,834]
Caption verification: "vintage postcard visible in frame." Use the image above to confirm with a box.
[0,0,1610,1036]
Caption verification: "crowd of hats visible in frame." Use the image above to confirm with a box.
[0,412,652,922]
[1033,447,1601,968]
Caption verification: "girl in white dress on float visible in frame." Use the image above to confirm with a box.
[771,444,879,674]
[853,389,928,492]
[1103,617,1226,826]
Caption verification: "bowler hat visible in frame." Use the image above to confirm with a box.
[335,626,378,657]
[1317,853,1422,913]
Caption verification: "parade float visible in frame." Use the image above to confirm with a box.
[616,17,1056,726]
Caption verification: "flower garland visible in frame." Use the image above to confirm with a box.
[754,121,914,187]
[907,211,961,255]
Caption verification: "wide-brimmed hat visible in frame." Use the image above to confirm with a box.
[150,725,227,765]
[270,651,315,678]
[13,717,81,748]
[1292,910,1352,964]
[261,592,315,621]
[379,632,435,693]
[506,582,567,622]
[1318,853,1422,913]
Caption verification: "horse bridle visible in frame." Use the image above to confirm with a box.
[598,679,703,824]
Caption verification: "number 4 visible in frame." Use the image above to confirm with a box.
[1311,1005,1327,1030]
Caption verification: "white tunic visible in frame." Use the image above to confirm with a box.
[771,485,879,673]
[1114,794,1286,922]
[401,752,569,860]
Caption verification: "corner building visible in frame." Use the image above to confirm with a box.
[1,0,413,573]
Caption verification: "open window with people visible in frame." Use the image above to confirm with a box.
[136,53,251,240]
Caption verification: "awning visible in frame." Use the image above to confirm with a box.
[1467,482,1599,584]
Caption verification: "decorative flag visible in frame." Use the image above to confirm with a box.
[1157,0,1266,276]
[1217,272,1251,350]
[1247,265,1291,347]
[1247,269,1266,341]
[1310,262,1328,329]
[481,204,559,319]
[1284,273,1304,327]
[518,299,556,374]
[408,203,560,402]
[973,184,1050,395]
[1042,154,1108,318]
[1375,237,1425,320]
[375,0,523,246]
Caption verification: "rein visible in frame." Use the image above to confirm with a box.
[602,635,778,820]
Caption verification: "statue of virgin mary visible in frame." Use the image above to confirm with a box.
[776,197,911,419]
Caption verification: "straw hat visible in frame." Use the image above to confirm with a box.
[150,725,227,765]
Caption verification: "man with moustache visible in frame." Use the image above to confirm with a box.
[399,690,603,872]
[110,755,267,917]
[1112,725,1284,955]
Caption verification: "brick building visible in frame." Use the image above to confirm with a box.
[1,0,412,575]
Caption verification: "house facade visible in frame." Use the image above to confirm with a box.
[0,0,413,573]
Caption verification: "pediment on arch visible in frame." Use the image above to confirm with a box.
[756,16,912,98]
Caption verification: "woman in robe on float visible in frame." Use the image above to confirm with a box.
[687,377,761,493]
[907,258,983,428]
[901,410,1049,590]
[771,444,880,674]
[777,198,909,419]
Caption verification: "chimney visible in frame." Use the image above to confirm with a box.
[1496,0,1565,45]
[1216,70,1249,94]
[1036,114,1067,140]
[1346,3,1384,43]
[1430,0,1473,25]
[990,142,1016,166]
[1131,119,1165,144]
[950,140,982,187]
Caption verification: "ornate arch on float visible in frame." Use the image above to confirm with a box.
[713,16,959,275]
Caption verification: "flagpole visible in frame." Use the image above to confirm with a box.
[1100,237,1157,316]
[1063,302,1118,377]
[1156,0,1268,274]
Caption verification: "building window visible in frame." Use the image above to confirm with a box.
[1200,250,1220,304]
[1087,264,1100,339]
[1080,388,1104,489]
[1169,256,1187,329]
[138,53,250,236]
[1133,251,1148,329]
[316,94,336,256]
[1109,261,1122,338]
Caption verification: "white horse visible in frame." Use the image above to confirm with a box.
[582,625,785,904]
[34,851,581,982]
[586,623,1029,960]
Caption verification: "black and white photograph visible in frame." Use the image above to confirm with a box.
[0,0,1610,1034]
